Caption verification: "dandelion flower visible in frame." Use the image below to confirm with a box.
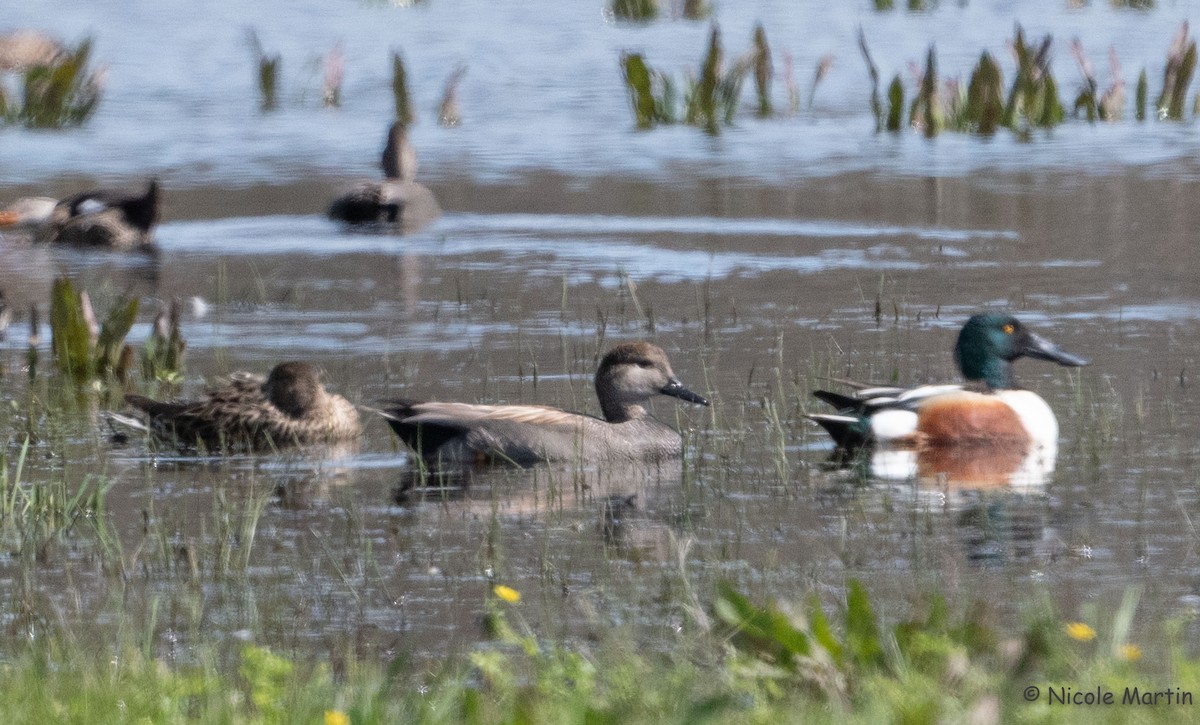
[1119,644,1142,662]
[324,711,350,725]
[1066,622,1097,642]
[493,585,521,604]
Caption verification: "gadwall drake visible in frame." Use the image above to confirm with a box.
[0,179,159,249]
[328,121,441,231]
[806,313,1087,451]
[119,361,360,452]
[378,342,709,466]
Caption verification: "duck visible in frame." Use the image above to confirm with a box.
[0,179,159,249]
[806,313,1088,451]
[377,342,709,466]
[328,121,441,232]
[0,197,57,238]
[115,361,360,452]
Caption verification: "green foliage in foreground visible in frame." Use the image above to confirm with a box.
[0,582,1194,724]
[49,277,138,383]
[45,277,186,385]
[0,39,103,129]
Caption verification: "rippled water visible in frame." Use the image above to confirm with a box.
[2,1,1200,664]
[6,0,1200,184]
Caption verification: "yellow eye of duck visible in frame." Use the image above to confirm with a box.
[1002,323,1015,335]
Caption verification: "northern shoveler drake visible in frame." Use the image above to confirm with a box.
[0,179,159,249]
[806,313,1088,451]
[376,342,709,466]
[328,121,441,232]
[115,361,360,452]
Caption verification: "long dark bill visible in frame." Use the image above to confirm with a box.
[1021,331,1089,368]
[661,379,710,406]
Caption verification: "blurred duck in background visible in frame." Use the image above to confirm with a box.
[328,121,440,233]
[0,179,159,250]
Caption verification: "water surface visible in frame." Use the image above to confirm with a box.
[1,0,1199,666]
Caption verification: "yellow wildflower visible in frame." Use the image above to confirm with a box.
[325,710,350,725]
[1065,622,1097,642]
[1119,644,1142,662]
[493,585,521,603]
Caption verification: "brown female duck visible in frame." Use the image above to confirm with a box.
[121,361,360,452]
[378,342,709,466]
[328,122,440,232]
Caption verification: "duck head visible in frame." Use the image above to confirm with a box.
[594,342,709,422]
[954,313,1089,390]
[0,197,57,230]
[264,361,327,417]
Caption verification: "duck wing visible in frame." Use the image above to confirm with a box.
[124,373,271,450]
[61,180,158,232]
[379,400,594,465]
[808,382,967,448]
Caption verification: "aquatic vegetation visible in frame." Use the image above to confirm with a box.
[885,76,904,131]
[1156,21,1196,121]
[956,51,1002,133]
[439,63,468,127]
[752,24,773,117]
[1003,28,1065,132]
[874,0,937,11]
[682,0,711,20]
[612,0,658,21]
[0,434,114,563]
[611,0,709,20]
[1136,69,1148,120]
[861,27,1068,137]
[247,29,280,112]
[809,53,834,109]
[323,41,344,108]
[620,53,676,128]
[392,51,414,126]
[141,297,186,383]
[853,23,1200,135]
[49,277,137,383]
[0,578,1186,723]
[857,28,884,131]
[910,46,942,137]
[620,25,753,133]
[1,38,102,129]
[685,26,727,131]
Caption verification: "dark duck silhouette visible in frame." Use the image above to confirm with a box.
[328,122,440,232]
[0,179,159,249]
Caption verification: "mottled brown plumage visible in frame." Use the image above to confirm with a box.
[123,362,360,452]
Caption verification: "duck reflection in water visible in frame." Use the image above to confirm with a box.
[392,461,690,568]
